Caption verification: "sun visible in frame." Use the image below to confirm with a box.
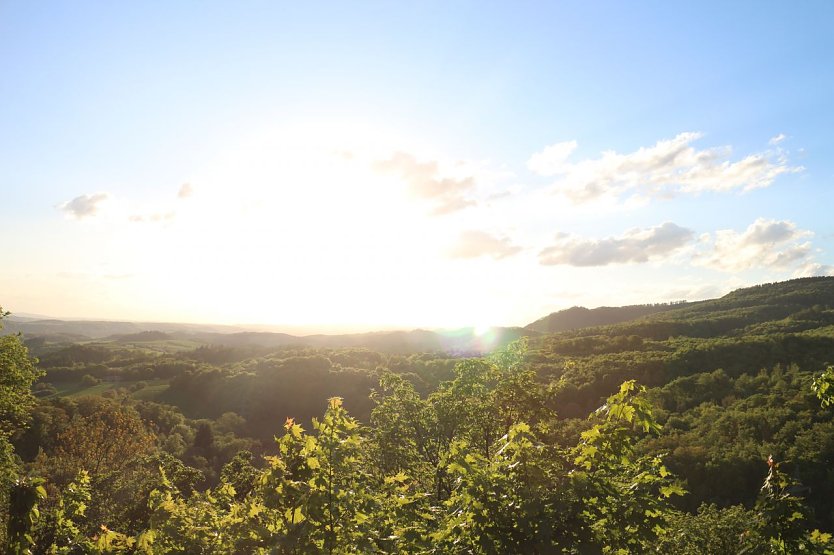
[132,121,465,330]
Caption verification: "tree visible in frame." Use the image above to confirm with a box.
[0,308,43,550]
[656,504,767,554]
[572,380,685,553]
[191,422,215,458]
[35,399,157,536]
[0,308,42,449]
[813,366,834,408]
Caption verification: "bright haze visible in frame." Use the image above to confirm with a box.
[1,2,833,332]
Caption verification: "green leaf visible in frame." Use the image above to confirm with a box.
[659,484,685,498]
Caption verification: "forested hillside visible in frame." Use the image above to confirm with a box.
[3,277,834,552]
[3,317,532,356]
[525,302,688,334]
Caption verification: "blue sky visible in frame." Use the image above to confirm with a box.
[1,1,833,331]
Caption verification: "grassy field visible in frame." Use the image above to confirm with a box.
[130,380,171,400]
[53,378,170,400]
[77,338,205,354]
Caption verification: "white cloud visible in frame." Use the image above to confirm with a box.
[178,183,194,199]
[535,217,829,276]
[695,218,816,272]
[374,152,476,215]
[794,262,834,277]
[129,212,175,224]
[653,282,732,302]
[126,183,192,223]
[769,133,787,145]
[59,193,110,219]
[528,132,801,204]
[527,140,577,176]
[539,222,694,266]
[448,230,522,260]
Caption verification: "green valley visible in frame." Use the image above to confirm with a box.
[4,277,834,553]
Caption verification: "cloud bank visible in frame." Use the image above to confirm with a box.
[528,132,801,204]
[448,230,522,260]
[59,193,110,219]
[375,152,476,215]
[539,222,693,266]
[536,217,831,278]
[695,218,818,273]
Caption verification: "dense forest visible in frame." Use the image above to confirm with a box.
[4,277,834,552]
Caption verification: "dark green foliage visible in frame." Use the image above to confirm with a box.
[520,278,834,527]
[4,277,834,551]
[191,422,214,457]
[526,302,686,334]
[813,366,834,407]
[5,476,46,554]
[657,504,767,553]
[0,311,43,441]
[37,344,113,368]
[0,309,44,550]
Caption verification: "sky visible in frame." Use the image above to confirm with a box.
[1,1,833,332]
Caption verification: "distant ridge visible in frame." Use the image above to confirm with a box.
[183,327,533,354]
[525,276,834,340]
[525,302,688,334]
[7,277,834,353]
[1,314,534,355]
[1,317,247,339]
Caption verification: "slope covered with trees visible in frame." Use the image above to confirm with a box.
[4,277,834,552]
[525,302,688,334]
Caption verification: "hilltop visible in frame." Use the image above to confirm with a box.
[525,302,689,334]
